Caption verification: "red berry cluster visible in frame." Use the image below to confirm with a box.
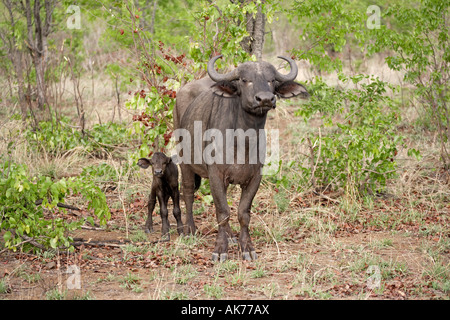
[143,61,162,75]
[163,53,186,65]
[131,86,175,100]
[158,86,176,98]
[163,132,173,146]
[132,112,173,147]
[132,112,155,128]
[145,130,172,157]
[158,41,187,67]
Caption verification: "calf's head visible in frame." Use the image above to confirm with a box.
[137,152,172,177]
[208,55,309,116]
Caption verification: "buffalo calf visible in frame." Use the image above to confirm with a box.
[137,152,183,240]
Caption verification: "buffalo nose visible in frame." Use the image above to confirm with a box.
[254,92,276,107]
[154,169,163,175]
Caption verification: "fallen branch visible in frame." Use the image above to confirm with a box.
[80,225,105,231]
[19,234,49,251]
[71,241,124,248]
[35,199,80,211]
[0,237,35,255]
[71,238,131,245]
[70,238,169,247]
[312,190,341,204]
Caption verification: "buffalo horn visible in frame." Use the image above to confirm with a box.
[207,55,239,82]
[275,56,298,82]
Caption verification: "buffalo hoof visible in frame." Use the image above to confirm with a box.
[144,227,154,234]
[183,225,196,235]
[161,233,170,242]
[242,251,258,261]
[212,252,228,262]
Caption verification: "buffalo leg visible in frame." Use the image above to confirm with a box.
[144,187,157,233]
[208,168,232,262]
[237,171,262,261]
[180,165,196,234]
[171,187,184,235]
[159,192,170,241]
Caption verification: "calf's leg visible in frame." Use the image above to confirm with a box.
[144,188,157,233]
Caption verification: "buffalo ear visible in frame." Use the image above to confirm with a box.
[275,81,309,99]
[137,158,151,169]
[211,81,239,98]
[165,156,172,164]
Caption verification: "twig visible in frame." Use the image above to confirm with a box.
[35,199,80,211]
[0,237,35,255]
[71,241,124,248]
[19,234,48,251]
[70,238,169,247]
[312,127,322,183]
[80,225,105,231]
[312,190,341,204]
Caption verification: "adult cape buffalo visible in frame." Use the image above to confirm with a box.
[174,55,309,261]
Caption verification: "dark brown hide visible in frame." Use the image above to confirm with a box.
[137,152,183,240]
[174,56,308,261]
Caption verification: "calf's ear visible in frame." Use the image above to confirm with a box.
[211,81,239,98]
[137,158,152,169]
[275,81,309,99]
[165,156,172,164]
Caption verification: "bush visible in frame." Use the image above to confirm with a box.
[25,117,133,156]
[371,0,450,168]
[295,75,404,194]
[25,117,83,154]
[0,161,110,252]
[285,0,424,195]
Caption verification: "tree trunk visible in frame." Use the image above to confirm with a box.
[14,52,28,120]
[240,1,266,60]
[1,0,28,120]
[150,0,157,34]
[25,0,53,112]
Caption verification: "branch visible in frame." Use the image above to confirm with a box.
[34,198,80,211]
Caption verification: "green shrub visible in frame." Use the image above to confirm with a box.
[295,75,404,194]
[0,161,110,252]
[25,117,133,156]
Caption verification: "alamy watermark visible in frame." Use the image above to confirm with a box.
[173,121,280,175]
[366,265,381,289]
[66,264,81,290]
[367,5,381,29]
[66,5,81,30]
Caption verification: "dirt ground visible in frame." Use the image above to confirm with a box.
[1,189,448,300]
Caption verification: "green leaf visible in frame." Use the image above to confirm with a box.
[3,231,12,242]
[407,148,422,161]
[50,237,58,249]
